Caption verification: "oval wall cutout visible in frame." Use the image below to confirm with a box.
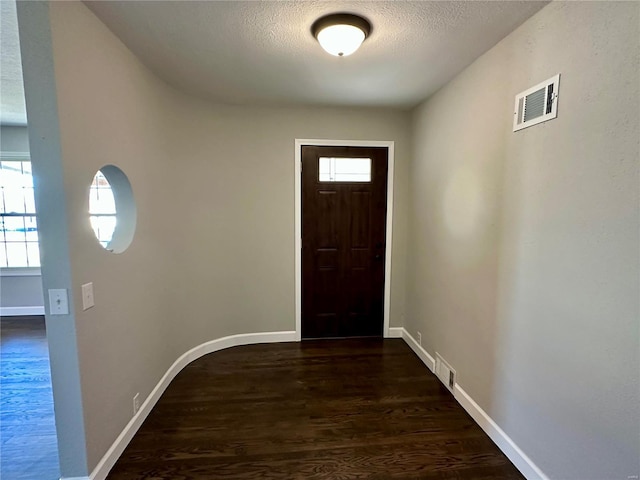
[89,165,136,253]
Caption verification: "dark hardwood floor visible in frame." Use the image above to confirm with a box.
[0,316,60,480]
[109,339,523,479]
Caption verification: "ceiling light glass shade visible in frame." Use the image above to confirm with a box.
[312,13,371,57]
[317,24,366,57]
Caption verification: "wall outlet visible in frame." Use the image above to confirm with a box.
[417,331,422,346]
[133,393,140,415]
[81,282,95,310]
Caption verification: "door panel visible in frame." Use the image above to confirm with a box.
[302,145,388,339]
[316,191,339,247]
[350,192,371,247]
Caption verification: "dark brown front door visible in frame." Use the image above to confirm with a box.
[302,145,388,339]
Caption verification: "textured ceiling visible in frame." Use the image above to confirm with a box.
[87,1,547,109]
[1,1,549,125]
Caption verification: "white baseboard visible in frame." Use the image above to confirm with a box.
[387,327,403,338]
[399,327,435,372]
[453,385,548,480]
[88,330,296,480]
[79,327,546,480]
[0,306,45,316]
[398,327,547,480]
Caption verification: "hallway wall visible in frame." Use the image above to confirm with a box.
[407,2,639,478]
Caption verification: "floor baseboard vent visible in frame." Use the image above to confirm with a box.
[435,352,456,392]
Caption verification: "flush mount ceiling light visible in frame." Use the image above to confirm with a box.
[311,13,371,57]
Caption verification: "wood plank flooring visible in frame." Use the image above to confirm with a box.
[0,316,60,480]
[109,339,524,479]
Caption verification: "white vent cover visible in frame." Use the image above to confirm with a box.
[435,353,456,392]
[513,74,560,132]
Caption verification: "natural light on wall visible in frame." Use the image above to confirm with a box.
[443,166,483,238]
[0,161,40,268]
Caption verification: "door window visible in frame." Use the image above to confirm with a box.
[319,157,371,182]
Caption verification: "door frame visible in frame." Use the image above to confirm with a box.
[294,139,395,341]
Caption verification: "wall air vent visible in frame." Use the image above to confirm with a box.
[513,74,560,132]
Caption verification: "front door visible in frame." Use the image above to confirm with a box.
[301,145,388,338]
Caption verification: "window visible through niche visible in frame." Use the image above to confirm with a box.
[88,166,136,253]
[89,171,116,249]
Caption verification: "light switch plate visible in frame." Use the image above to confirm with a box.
[48,289,69,315]
[82,282,95,310]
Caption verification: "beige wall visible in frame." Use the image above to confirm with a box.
[166,96,410,355]
[46,3,181,470]
[25,1,409,473]
[407,2,639,479]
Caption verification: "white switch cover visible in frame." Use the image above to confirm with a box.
[48,289,69,315]
[82,282,95,310]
